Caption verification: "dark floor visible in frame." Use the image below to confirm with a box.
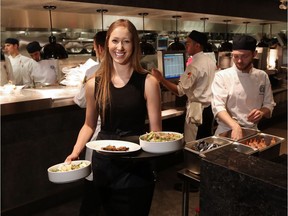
[31,118,287,216]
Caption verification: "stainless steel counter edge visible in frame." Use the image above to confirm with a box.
[0,87,80,116]
[1,87,186,119]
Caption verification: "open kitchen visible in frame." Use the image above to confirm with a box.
[1,0,287,215]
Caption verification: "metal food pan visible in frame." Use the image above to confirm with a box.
[239,133,285,160]
[185,136,232,153]
[216,127,259,142]
[184,136,232,175]
[231,142,258,155]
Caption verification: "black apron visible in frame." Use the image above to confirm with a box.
[92,131,155,189]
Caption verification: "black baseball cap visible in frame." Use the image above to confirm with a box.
[188,30,207,46]
[232,35,257,51]
[5,38,19,46]
[26,41,42,53]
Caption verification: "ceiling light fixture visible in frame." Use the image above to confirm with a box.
[200,17,215,52]
[168,15,185,51]
[96,9,108,31]
[243,21,250,34]
[138,13,156,55]
[42,5,68,59]
[218,20,232,52]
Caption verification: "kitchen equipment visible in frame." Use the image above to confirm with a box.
[64,42,84,54]
[217,51,232,69]
[139,131,184,154]
[216,127,259,142]
[47,160,91,183]
[239,133,285,160]
[231,142,257,155]
[184,136,232,174]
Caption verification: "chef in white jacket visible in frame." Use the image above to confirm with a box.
[152,30,217,142]
[211,35,276,140]
[4,38,37,86]
[26,41,59,85]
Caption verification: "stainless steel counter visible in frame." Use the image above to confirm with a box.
[0,86,80,116]
[0,86,186,119]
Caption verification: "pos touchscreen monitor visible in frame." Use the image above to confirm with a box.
[157,50,186,82]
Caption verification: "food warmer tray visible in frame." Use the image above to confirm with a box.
[184,136,232,175]
[216,127,259,142]
[238,133,285,160]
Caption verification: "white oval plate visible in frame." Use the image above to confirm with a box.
[86,140,141,154]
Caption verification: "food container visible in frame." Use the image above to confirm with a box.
[239,133,285,160]
[231,142,257,155]
[184,136,232,174]
[139,131,184,154]
[47,160,91,184]
[216,127,259,142]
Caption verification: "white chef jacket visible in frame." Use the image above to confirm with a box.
[211,64,276,134]
[177,51,217,141]
[8,54,37,85]
[32,59,59,84]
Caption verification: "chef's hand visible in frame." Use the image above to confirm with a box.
[247,109,264,123]
[231,124,243,141]
[65,153,80,164]
[151,68,164,82]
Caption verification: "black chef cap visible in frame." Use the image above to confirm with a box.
[5,38,19,46]
[26,41,42,53]
[232,35,257,51]
[188,30,207,46]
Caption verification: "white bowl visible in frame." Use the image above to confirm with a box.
[139,131,184,154]
[47,160,91,184]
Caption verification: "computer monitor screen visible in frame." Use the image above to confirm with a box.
[157,37,169,51]
[157,50,186,80]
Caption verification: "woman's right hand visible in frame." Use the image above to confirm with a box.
[65,152,80,164]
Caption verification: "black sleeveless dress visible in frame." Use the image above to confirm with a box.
[92,71,154,189]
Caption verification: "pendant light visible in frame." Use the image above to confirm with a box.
[91,9,108,57]
[218,20,233,52]
[243,21,250,34]
[42,5,68,59]
[96,9,108,31]
[256,23,269,70]
[167,16,185,51]
[200,17,215,52]
[139,13,156,55]
[257,23,269,47]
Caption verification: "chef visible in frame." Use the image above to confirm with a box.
[26,41,59,85]
[4,38,37,86]
[211,35,276,140]
[152,30,217,142]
